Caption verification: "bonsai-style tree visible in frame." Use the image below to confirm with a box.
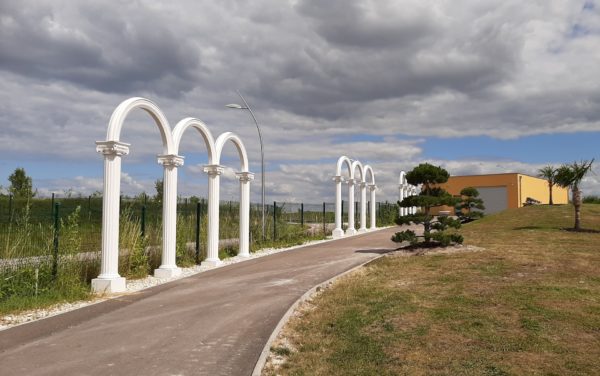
[393,163,462,247]
[537,165,557,205]
[555,159,594,231]
[456,187,485,222]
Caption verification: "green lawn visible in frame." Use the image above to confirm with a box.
[265,204,600,376]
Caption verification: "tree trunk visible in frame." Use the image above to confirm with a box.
[549,182,554,205]
[573,188,581,230]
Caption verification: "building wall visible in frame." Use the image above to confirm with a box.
[518,174,568,205]
[427,173,568,215]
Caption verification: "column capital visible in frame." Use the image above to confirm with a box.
[203,164,225,176]
[332,175,344,183]
[369,184,377,191]
[359,181,367,188]
[157,154,185,167]
[96,140,130,157]
[346,178,355,186]
[235,171,255,182]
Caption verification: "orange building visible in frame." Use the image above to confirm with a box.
[433,173,569,215]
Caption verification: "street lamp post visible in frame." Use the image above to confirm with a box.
[226,91,265,241]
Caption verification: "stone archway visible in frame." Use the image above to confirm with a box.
[156,118,218,278]
[363,165,376,230]
[333,156,376,238]
[93,97,177,293]
[332,156,352,239]
[202,131,253,266]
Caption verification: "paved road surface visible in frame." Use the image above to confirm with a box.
[0,227,401,376]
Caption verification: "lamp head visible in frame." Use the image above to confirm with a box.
[226,103,245,109]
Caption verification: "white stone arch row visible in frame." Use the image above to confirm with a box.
[92,97,254,293]
[332,156,377,239]
[398,171,418,216]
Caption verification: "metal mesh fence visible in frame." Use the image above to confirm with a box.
[0,194,398,301]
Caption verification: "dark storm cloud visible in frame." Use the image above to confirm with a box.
[0,1,201,96]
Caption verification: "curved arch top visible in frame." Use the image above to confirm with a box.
[215,131,249,172]
[335,156,352,177]
[363,165,375,184]
[106,97,175,155]
[351,160,364,182]
[172,117,216,163]
[399,170,406,185]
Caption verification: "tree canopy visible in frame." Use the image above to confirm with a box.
[8,167,35,199]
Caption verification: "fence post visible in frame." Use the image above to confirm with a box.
[300,203,304,228]
[141,205,146,237]
[52,202,60,279]
[273,201,277,241]
[322,202,326,235]
[51,192,55,217]
[195,202,201,264]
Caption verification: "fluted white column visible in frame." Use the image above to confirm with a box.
[358,182,367,233]
[369,184,377,230]
[332,175,345,238]
[92,141,130,293]
[346,179,357,235]
[154,154,184,278]
[203,164,224,267]
[236,171,254,258]
[411,186,417,214]
[399,184,405,217]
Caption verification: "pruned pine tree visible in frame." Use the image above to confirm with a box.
[392,163,463,247]
[456,187,485,222]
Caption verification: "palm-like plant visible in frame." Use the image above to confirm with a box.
[555,159,594,230]
[537,165,557,205]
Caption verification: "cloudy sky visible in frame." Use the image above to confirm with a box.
[1,0,599,203]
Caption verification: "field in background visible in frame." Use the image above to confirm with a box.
[266,204,600,375]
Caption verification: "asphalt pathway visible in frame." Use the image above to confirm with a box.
[0,226,402,376]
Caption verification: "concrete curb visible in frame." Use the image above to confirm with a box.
[252,230,392,375]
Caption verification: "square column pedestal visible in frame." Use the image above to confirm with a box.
[154,267,182,279]
[201,259,223,267]
[91,277,126,294]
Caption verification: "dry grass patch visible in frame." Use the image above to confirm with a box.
[263,204,600,376]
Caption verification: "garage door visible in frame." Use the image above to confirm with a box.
[474,186,508,214]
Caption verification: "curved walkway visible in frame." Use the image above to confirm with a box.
[0,227,402,376]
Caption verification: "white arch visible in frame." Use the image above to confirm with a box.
[92,97,176,293]
[214,132,250,172]
[364,165,375,185]
[333,157,376,238]
[336,155,352,177]
[151,118,218,278]
[202,132,253,266]
[105,97,175,154]
[172,117,217,161]
[363,165,377,230]
[350,160,365,234]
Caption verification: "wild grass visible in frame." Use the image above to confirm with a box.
[1,196,371,315]
[265,204,600,376]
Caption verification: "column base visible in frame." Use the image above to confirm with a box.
[357,228,368,234]
[91,277,126,294]
[237,252,251,258]
[369,227,377,231]
[201,258,223,267]
[154,267,182,279]
[332,228,345,239]
[345,228,357,236]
